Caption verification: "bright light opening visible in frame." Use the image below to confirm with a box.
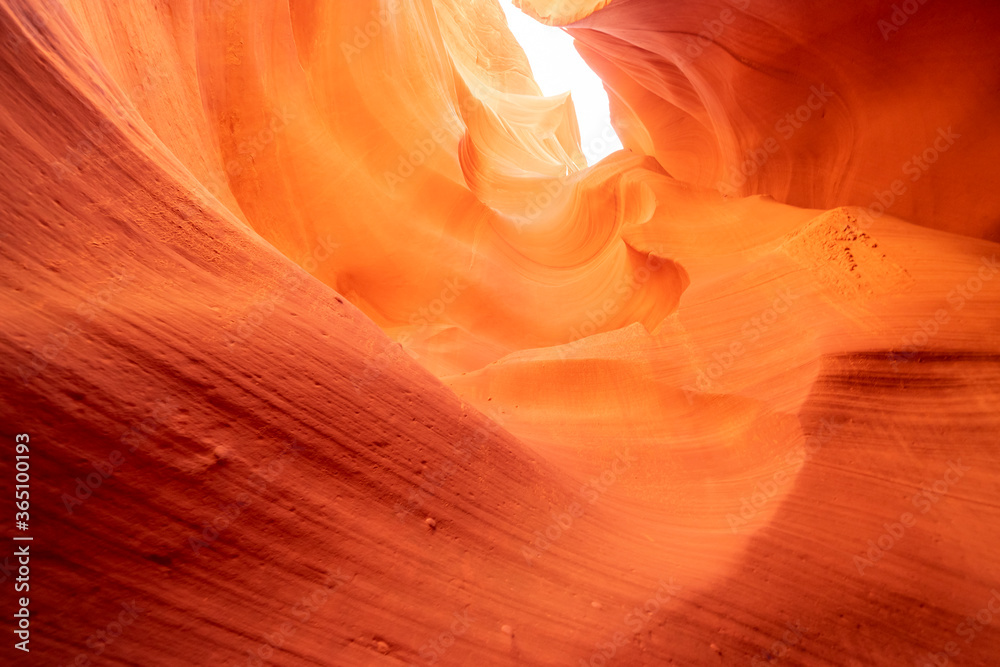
[498,1,623,165]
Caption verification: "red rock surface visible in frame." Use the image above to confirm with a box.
[0,0,998,665]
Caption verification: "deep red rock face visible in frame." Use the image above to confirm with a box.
[566,0,1000,240]
[0,0,998,665]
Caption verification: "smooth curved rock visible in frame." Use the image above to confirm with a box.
[0,0,998,665]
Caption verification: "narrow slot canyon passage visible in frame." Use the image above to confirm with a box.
[498,0,623,164]
[1,1,999,666]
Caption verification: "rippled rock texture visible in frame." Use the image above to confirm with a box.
[1,0,998,665]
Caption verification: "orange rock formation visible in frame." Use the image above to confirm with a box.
[0,0,998,665]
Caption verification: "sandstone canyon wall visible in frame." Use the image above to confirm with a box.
[0,0,998,666]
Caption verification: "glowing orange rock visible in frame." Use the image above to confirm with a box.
[0,0,998,665]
